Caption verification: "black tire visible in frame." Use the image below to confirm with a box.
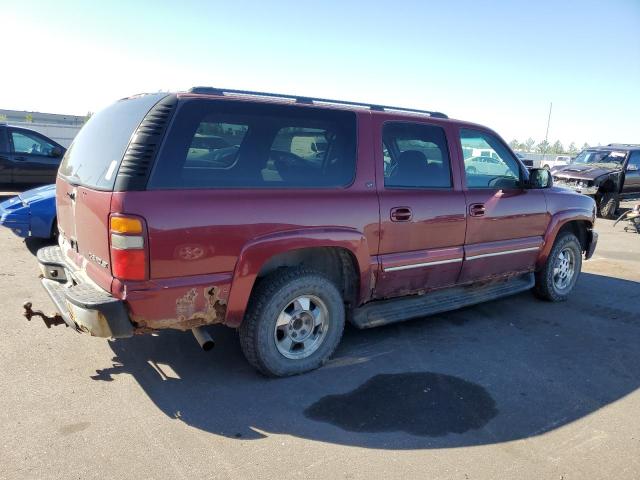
[598,192,619,219]
[239,268,345,377]
[534,232,582,302]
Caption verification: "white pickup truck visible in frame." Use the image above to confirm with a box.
[542,155,571,170]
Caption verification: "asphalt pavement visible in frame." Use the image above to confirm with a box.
[1,196,639,480]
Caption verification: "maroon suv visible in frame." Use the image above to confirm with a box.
[29,87,598,376]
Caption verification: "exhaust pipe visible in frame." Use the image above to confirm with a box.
[192,327,215,351]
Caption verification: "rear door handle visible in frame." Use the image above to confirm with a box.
[14,156,27,162]
[469,203,486,217]
[390,206,413,222]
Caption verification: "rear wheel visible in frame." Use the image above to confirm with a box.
[534,232,582,301]
[598,191,619,219]
[239,268,345,377]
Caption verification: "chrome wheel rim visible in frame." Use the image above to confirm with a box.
[274,295,329,360]
[553,247,576,291]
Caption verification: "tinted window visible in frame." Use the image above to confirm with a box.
[149,100,356,189]
[460,129,521,188]
[383,122,452,188]
[58,93,167,190]
[185,121,247,170]
[11,130,55,156]
[628,151,640,168]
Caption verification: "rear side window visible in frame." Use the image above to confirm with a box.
[58,93,168,190]
[149,100,357,189]
[383,122,452,188]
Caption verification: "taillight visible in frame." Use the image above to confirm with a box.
[109,215,147,281]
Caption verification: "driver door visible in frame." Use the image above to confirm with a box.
[459,128,549,283]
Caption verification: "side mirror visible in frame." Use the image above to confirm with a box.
[51,146,63,158]
[527,168,552,189]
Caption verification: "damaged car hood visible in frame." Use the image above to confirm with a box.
[552,164,620,181]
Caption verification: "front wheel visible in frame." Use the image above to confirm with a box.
[239,268,345,377]
[534,232,582,301]
[598,192,619,219]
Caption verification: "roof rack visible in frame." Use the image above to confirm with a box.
[188,86,448,119]
[607,143,640,147]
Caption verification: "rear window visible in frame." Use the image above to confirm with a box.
[149,100,357,189]
[58,93,167,190]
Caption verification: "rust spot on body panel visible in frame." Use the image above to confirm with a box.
[131,286,228,332]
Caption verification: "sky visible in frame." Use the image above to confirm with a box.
[1,0,638,147]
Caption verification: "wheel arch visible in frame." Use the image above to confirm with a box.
[224,228,373,327]
[536,211,594,270]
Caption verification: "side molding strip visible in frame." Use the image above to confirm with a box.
[466,246,540,261]
[383,258,463,272]
[383,246,541,272]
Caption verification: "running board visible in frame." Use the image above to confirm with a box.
[352,273,534,329]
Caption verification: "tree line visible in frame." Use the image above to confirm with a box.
[509,138,591,155]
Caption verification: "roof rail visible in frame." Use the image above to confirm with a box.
[607,143,640,147]
[188,86,448,119]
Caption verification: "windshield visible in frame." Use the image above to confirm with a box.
[58,93,167,190]
[572,150,626,166]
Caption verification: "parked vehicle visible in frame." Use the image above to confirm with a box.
[543,155,571,170]
[552,144,640,218]
[464,155,513,176]
[26,88,598,376]
[0,125,65,184]
[0,184,56,238]
[515,152,534,168]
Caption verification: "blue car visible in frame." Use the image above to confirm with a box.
[0,184,57,238]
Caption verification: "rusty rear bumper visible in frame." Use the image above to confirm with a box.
[36,246,134,338]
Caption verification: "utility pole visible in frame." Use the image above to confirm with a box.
[544,102,553,143]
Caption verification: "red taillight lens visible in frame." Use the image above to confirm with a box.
[111,248,146,280]
[109,215,147,281]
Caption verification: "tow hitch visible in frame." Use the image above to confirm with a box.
[23,301,67,329]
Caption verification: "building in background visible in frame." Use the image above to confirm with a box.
[0,109,85,148]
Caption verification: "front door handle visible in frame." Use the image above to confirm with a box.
[390,206,413,222]
[469,203,486,217]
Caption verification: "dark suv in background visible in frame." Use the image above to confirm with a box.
[27,88,597,376]
[552,144,640,218]
[0,124,65,184]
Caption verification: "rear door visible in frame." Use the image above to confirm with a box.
[373,116,467,298]
[458,128,548,283]
[8,128,62,183]
[56,93,169,292]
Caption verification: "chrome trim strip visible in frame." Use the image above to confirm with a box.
[466,246,540,261]
[383,257,463,272]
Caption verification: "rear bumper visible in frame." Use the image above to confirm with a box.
[37,246,134,338]
[585,230,598,260]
